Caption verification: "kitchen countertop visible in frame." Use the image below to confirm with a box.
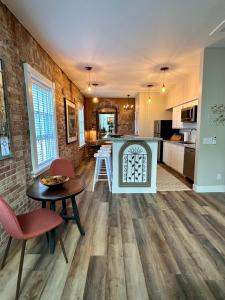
[105,135,162,142]
[164,140,196,149]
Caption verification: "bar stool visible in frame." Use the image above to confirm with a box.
[92,151,112,192]
[97,147,111,174]
[101,144,112,149]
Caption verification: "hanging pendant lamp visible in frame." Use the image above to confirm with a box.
[85,66,92,93]
[147,84,153,103]
[92,83,99,103]
[160,67,169,93]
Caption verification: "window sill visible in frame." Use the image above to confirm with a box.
[31,160,56,178]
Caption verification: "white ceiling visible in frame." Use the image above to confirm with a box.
[3,0,225,97]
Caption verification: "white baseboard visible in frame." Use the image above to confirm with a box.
[193,184,225,193]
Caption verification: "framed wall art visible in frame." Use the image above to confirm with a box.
[64,98,77,143]
[0,59,12,160]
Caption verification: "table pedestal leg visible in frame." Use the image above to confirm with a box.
[71,196,85,236]
[49,201,56,254]
[61,199,68,223]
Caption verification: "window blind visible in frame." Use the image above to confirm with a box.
[32,83,57,168]
[79,105,85,147]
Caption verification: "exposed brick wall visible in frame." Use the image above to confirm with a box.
[0,2,85,248]
[85,97,135,135]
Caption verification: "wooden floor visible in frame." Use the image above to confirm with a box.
[0,160,225,299]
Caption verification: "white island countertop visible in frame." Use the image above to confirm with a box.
[104,135,162,141]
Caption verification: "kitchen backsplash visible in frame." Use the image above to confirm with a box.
[180,128,197,143]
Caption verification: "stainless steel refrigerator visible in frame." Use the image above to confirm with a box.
[154,120,179,162]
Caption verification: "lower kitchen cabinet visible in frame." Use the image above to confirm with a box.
[163,141,184,174]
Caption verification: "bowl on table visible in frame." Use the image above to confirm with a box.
[40,175,69,187]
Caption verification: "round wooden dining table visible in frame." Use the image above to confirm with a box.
[26,176,86,253]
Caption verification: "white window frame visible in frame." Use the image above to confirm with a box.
[78,103,85,148]
[23,63,59,177]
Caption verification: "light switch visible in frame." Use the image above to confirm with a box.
[203,137,212,144]
[203,137,217,145]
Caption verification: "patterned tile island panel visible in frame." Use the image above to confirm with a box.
[119,141,152,187]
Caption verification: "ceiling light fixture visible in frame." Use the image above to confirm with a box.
[160,67,169,93]
[85,66,92,93]
[147,84,153,103]
[93,97,99,103]
[92,83,99,103]
[123,94,134,110]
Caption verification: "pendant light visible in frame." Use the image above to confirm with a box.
[124,94,133,110]
[160,67,169,93]
[85,66,92,93]
[147,84,153,103]
[92,83,99,103]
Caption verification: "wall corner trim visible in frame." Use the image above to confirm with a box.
[193,184,225,193]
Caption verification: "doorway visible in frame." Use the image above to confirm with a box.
[97,112,117,139]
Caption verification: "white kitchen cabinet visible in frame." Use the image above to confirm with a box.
[166,70,199,109]
[163,141,184,174]
[172,106,183,129]
[163,141,170,165]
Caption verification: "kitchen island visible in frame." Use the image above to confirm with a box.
[106,136,161,193]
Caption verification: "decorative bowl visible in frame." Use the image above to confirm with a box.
[40,175,69,187]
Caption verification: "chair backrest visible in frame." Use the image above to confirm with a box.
[0,197,24,239]
[49,158,75,178]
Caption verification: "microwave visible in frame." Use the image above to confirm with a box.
[181,105,198,122]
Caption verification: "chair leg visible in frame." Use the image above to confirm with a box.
[46,232,49,245]
[92,159,98,192]
[59,237,68,263]
[15,240,26,300]
[71,197,85,236]
[1,236,12,270]
[105,158,112,192]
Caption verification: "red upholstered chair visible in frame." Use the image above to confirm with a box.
[49,158,75,178]
[0,196,68,300]
[49,158,75,222]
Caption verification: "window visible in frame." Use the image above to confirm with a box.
[78,104,85,147]
[24,64,58,176]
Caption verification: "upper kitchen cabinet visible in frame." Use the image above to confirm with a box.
[166,69,200,110]
[172,99,198,129]
[183,70,200,103]
[172,105,183,129]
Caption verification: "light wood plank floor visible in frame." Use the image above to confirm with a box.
[0,160,225,299]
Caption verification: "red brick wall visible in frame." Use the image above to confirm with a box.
[85,97,135,135]
[0,2,85,248]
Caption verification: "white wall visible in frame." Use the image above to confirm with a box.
[194,47,225,192]
[136,92,172,136]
